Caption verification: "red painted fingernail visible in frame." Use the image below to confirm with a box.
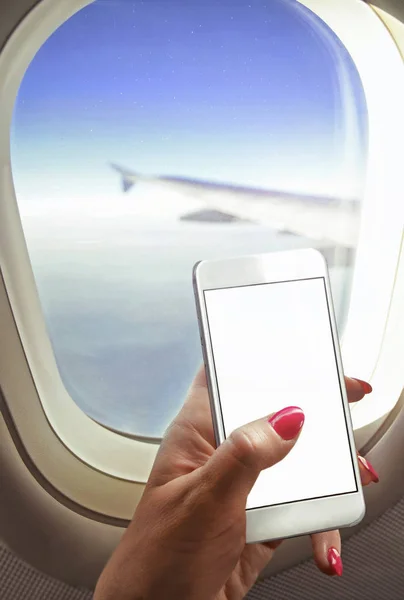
[358,455,380,483]
[353,378,373,394]
[327,547,343,577]
[268,407,305,441]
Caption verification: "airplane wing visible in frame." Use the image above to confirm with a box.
[110,162,360,248]
[180,189,360,248]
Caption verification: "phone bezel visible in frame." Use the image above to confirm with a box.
[193,248,365,543]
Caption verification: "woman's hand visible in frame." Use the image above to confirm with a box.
[94,367,377,600]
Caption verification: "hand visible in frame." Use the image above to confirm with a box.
[94,367,378,600]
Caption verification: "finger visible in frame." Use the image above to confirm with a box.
[262,539,284,551]
[311,530,343,576]
[237,542,280,592]
[177,370,370,443]
[177,371,369,441]
[163,364,213,444]
[174,364,216,446]
[223,539,284,598]
[345,377,372,403]
[358,453,379,485]
[202,406,305,502]
[147,366,214,487]
[192,363,208,390]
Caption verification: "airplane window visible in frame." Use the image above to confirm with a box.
[10,0,368,440]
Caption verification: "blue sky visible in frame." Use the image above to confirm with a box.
[11,0,368,212]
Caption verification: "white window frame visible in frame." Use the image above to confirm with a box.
[0,0,403,520]
[298,0,404,448]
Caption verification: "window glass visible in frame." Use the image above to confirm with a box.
[11,0,368,439]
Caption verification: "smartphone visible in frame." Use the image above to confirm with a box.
[193,248,365,543]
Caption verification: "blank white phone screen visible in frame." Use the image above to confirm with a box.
[204,277,358,510]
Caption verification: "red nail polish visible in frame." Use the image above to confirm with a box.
[358,455,380,483]
[327,547,343,577]
[268,407,304,441]
[353,378,373,394]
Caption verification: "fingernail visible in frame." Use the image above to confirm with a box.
[268,407,305,441]
[327,547,343,577]
[358,455,380,483]
[353,378,373,394]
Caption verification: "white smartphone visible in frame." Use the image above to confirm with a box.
[193,248,365,543]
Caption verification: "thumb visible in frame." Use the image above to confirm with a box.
[202,407,305,502]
